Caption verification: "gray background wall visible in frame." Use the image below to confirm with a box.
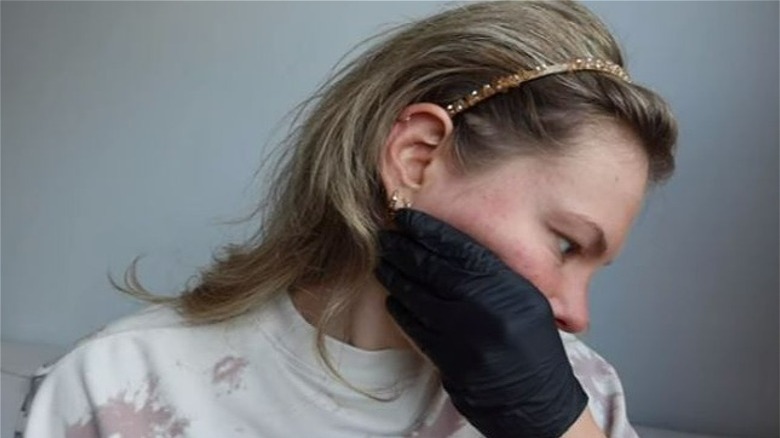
[2,2,778,437]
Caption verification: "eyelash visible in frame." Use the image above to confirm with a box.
[557,235,581,257]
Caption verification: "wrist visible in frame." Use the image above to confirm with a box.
[447,381,589,438]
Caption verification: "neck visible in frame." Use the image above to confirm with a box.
[290,277,413,351]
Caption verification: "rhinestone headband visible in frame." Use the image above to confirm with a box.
[444,58,630,117]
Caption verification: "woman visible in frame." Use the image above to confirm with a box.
[23,1,676,437]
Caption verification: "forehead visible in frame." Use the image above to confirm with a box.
[435,121,649,253]
[535,123,649,250]
[541,122,649,194]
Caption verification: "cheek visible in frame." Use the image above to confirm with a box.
[417,203,556,297]
[413,181,559,298]
[494,240,557,298]
[412,185,494,235]
[463,222,561,301]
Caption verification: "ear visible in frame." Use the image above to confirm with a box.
[379,103,453,203]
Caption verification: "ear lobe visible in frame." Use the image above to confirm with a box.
[379,103,453,199]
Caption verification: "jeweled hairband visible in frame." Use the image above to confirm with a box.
[444,58,630,117]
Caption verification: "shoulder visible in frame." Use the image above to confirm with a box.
[72,303,190,346]
[559,331,621,392]
[20,304,192,436]
[559,331,639,438]
[39,301,263,380]
[23,302,273,437]
[27,302,218,397]
[32,303,199,379]
[25,303,191,385]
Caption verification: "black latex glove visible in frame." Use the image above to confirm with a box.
[376,209,588,438]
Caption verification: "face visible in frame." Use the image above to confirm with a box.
[411,122,649,334]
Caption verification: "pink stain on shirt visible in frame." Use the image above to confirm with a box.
[409,396,469,438]
[211,355,249,395]
[65,373,189,438]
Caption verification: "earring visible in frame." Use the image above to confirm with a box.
[388,190,412,217]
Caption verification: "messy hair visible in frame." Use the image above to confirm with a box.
[114,0,677,394]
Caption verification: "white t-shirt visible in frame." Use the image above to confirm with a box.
[21,292,640,437]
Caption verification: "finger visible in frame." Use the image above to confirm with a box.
[379,230,488,298]
[385,296,441,355]
[392,209,505,273]
[375,259,453,326]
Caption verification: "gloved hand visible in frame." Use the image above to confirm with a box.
[376,209,588,438]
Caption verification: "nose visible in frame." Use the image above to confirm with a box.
[548,289,590,334]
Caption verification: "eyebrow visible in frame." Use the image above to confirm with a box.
[565,213,612,265]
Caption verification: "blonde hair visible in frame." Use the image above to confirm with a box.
[114,0,677,386]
